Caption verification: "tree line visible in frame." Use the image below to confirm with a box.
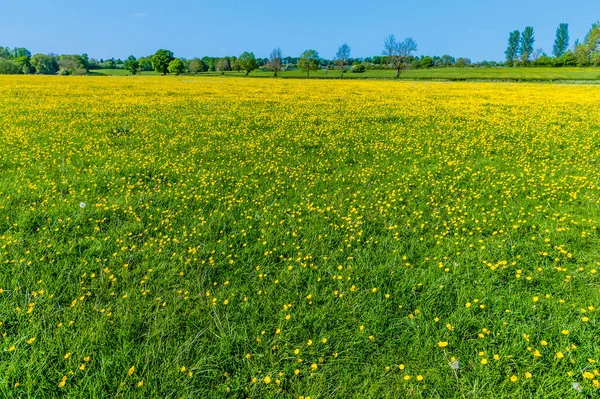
[1,22,598,76]
[504,22,600,66]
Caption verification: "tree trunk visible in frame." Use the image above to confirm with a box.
[395,68,400,78]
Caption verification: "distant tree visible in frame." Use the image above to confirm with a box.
[80,53,90,72]
[383,35,418,78]
[520,27,535,63]
[298,49,320,76]
[334,43,351,76]
[188,58,207,74]
[238,52,258,75]
[440,54,455,66]
[31,54,58,74]
[267,47,283,76]
[455,57,471,67]
[151,49,174,75]
[138,56,153,71]
[167,58,185,75]
[58,55,86,75]
[13,47,31,58]
[582,22,600,66]
[351,63,366,73]
[505,30,521,65]
[216,57,232,72]
[419,56,434,68]
[232,59,242,72]
[0,47,11,58]
[0,59,21,74]
[552,23,569,58]
[531,48,544,61]
[123,56,139,74]
[14,56,32,74]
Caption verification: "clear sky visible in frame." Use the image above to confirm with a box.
[1,0,598,61]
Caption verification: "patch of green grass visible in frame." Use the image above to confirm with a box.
[203,67,600,81]
[0,76,600,397]
[89,68,160,76]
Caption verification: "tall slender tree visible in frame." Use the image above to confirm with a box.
[520,27,535,63]
[553,23,570,58]
[505,30,521,65]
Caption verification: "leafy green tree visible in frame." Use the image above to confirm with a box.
[582,23,600,66]
[553,23,569,58]
[505,30,520,65]
[151,49,174,75]
[58,55,86,75]
[0,59,21,74]
[520,27,535,63]
[138,56,153,71]
[15,56,32,74]
[298,49,320,77]
[216,57,231,72]
[31,54,58,74]
[123,56,139,74]
[335,43,351,76]
[455,57,471,67]
[188,58,207,74]
[0,47,11,58]
[440,54,455,66]
[419,56,434,68]
[13,47,31,58]
[167,58,185,75]
[238,52,258,75]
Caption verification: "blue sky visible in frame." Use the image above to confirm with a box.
[1,0,598,61]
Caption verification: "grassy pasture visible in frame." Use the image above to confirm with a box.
[90,66,600,81]
[1,76,600,398]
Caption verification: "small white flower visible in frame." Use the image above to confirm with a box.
[450,360,459,370]
[79,202,86,209]
[572,382,582,392]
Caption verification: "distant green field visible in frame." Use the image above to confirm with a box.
[238,67,600,81]
[91,67,599,81]
[89,69,160,76]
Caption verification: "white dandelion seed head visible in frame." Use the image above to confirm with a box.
[572,382,582,392]
[450,360,459,370]
[79,202,86,209]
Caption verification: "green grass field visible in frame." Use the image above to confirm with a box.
[1,76,600,398]
[91,67,600,81]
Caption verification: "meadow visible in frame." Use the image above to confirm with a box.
[89,67,600,81]
[1,76,600,398]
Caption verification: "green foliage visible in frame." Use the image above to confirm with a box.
[419,56,434,69]
[167,58,186,75]
[298,49,320,76]
[505,30,520,65]
[31,54,59,75]
[553,23,569,57]
[351,63,366,73]
[0,59,21,74]
[188,59,208,74]
[151,49,175,75]
[520,27,535,63]
[123,56,139,75]
[238,52,258,75]
[58,55,87,75]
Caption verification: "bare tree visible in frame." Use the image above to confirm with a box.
[335,43,351,76]
[267,47,283,77]
[383,35,418,78]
